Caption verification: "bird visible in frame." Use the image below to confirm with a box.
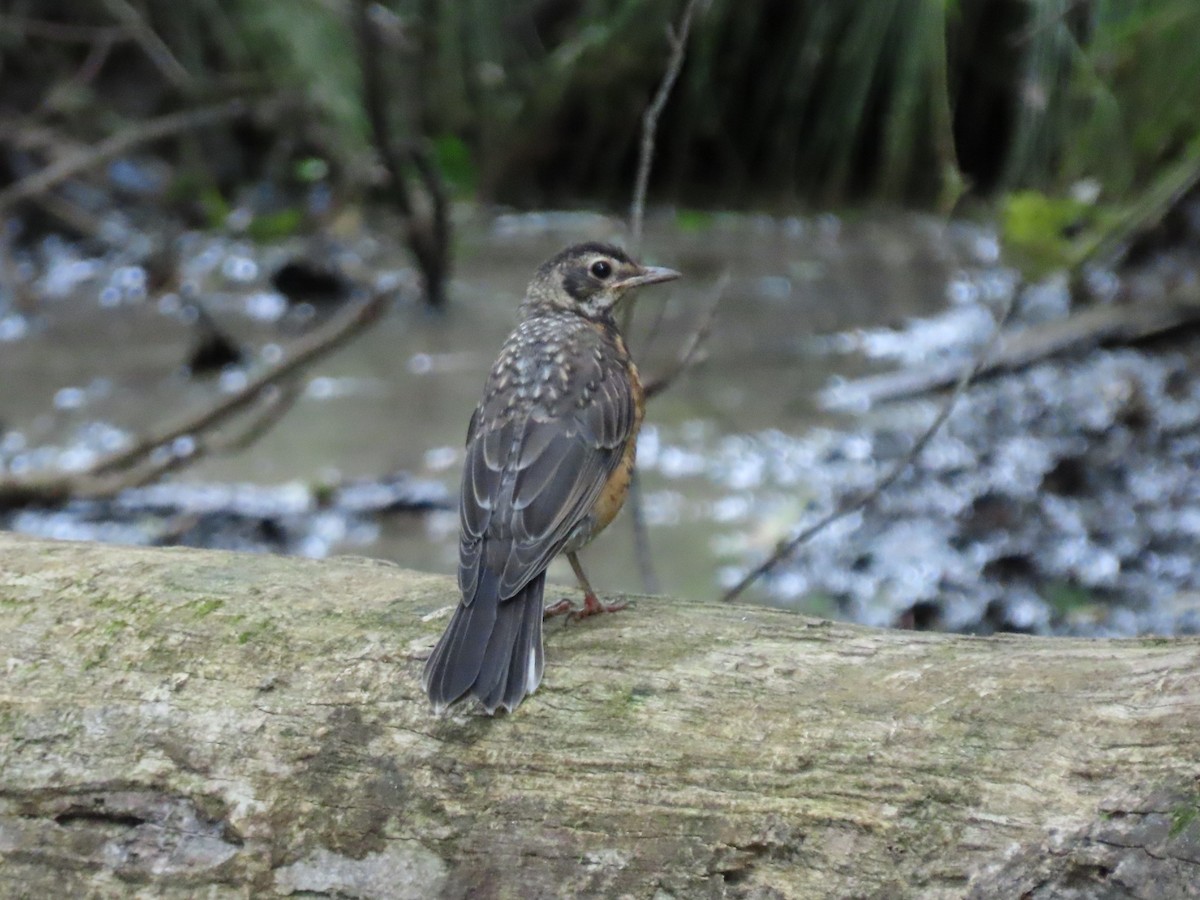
[422,242,681,714]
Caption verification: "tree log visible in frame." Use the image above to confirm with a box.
[0,533,1198,898]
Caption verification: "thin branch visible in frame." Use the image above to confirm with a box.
[635,280,676,356]
[402,139,452,307]
[206,380,306,454]
[85,381,307,496]
[629,0,701,252]
[643,272,727,400]
[622,0,703,594]
[99,0,193,90]
[91,290,388,476]
[626,469,660,595]
[67,29,118,91]
[31,191,110,241]
[0,100,244,212]
[0,16,128,43]
[722,291,1019,603]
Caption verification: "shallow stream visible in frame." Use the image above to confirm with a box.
[4,209,1197,636]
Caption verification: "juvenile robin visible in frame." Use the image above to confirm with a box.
[422,242,680,714]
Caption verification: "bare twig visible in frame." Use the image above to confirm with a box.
[67,30,119,91]
[356,0,411,219]
[402,141,453,308]
[0,16,128,43]
[629,0,701,252]
[99,0,193,90]
[622,0,703,594]
[635,281,676,356]
[206,380,306,454]
[722,292,1019,603]
[623,469,660,595]
[0,100,244,212]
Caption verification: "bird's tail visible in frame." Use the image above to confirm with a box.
[422,572,546,714]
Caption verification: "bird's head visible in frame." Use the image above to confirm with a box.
[523,242,680,321]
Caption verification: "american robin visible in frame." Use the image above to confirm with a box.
[422,242,680,714]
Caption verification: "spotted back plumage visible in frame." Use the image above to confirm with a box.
[422,244,678,714]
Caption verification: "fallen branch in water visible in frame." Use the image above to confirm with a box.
[821,285,1200,410]
[0,287,391,509]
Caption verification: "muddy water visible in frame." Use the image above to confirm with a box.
[0,212,992,604]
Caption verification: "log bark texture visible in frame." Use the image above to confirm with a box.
[0,533,1198,899]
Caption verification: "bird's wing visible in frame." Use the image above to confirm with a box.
[458,329,635,605]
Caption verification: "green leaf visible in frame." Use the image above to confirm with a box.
[675,209,714,233]
[1001,190,1093,273]
[434,135,476,195]
[246,208,304,242]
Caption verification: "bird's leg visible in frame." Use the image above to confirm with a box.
[542,553,630,620]
[567,551,628,619]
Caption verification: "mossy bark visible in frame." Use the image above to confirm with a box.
[0,533,1197,898]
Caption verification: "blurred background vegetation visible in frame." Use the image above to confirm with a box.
[3,0,1198,227]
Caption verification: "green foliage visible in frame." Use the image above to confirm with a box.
[7,1,1200,215]
[196,185,232,231]
[1001,190,1098,271]
[1169,800,1199,838]
[187,598,226,619]
[1002,135,1200,277]
[1062,1,1200,195]
[233,0,368,147]
[294,157,331,184]
[1041,580,1097,617]
[426,0,1198,207]
[799,593,839,619]
[433,135,477,196]
[246,208,304,242]
[659,0,965,205]
[675,209,715,233]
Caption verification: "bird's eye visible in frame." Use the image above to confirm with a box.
[590,260,612,279]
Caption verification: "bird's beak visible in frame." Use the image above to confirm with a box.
[615,265,682,292]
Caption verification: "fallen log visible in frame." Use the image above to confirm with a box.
[0,533,1197,898]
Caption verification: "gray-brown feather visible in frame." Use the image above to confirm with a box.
[458,311,634,606]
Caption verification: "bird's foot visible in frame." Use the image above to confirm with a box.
[542,593,630,622]
[570,592,629,621]
[542,598,575,620]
